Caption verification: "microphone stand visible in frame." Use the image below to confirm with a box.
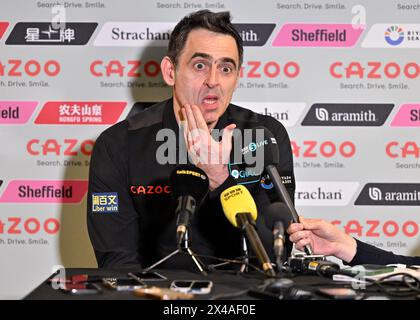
[143,230,208,276]
[209,233,250,274]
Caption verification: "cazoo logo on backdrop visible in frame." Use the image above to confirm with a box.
[291,140,356,159]
[0,59,61,77]
[355,183,420,206]
[329,61,420,79]
[332,219,418,238]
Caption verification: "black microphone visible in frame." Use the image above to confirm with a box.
[169,164,209,246]
[265,202,291,272]
[253,126,313,256]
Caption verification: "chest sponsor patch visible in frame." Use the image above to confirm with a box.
[228,162,262,185]
[92,192,119,213]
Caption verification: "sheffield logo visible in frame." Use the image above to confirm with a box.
[34,101,127,125]
[93,22,175,47]
[362,24,420,48]
[391,104,420,127]
[6,22,97,45]
[0,101,38,124]
[0,180,88,203]
[355,183,420,206]
[301,103,394,126]
[272,24,364,47]
[92,192,119,213]
[233,24,275,46]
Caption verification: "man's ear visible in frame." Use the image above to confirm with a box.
[161,56,175,86]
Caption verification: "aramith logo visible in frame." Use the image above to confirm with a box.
[6,22,97,45]
[355,183,420,206]
[301,103,394,126]
[233,24,275,46]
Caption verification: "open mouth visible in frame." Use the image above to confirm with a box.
[202,95,219,107]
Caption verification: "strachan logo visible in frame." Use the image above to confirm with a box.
[355,183,420,206]
[93,22,175,47]
[295,182,359,206]
[237,102,306,127]
[301,103,394,126]
[6,22,97,45]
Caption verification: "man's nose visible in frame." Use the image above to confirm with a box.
[204,66,219,88]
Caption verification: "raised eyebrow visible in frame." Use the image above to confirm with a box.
[219,58,237,70]
[189,52,212,62]
[189,53,237,70]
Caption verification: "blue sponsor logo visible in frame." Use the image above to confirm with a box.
[260,176,274,190]
[92,192,119,213]
[229,162,261,185]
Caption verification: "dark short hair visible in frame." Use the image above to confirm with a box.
[167,10,243,68]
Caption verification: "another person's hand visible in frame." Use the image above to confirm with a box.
[287,217,357,263]
[181,104,235,190]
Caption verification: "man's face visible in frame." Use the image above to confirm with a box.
[171,28,240,128]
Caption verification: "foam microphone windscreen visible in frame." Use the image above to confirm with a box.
[169,164,209,203]
[220,185,257,228]
[265,202,292,230]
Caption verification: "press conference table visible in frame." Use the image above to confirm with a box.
[23,267,414,301]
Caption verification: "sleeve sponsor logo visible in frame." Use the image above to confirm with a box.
[92,192,119,213]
